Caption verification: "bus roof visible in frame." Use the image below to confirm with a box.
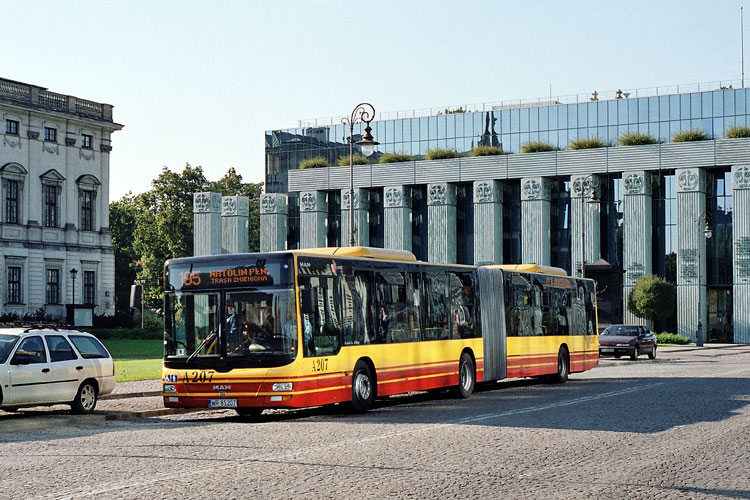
[483,264,569,276]
[298,247,417,262]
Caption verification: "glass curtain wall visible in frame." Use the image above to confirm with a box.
[651,172,677,333]
[550,179,571,273]
[707,170,733,342]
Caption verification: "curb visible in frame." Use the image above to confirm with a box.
[101,391,162,400]
[104,408,201,420]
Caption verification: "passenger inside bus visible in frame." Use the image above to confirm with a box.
[376,306,391,343]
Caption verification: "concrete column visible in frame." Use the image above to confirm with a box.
[221,195,249,254]
[299,191,327,249]
[732,165,750,343]
[260,193,288,252]
[473,180,503,265]
[341,189,370,247]
[520,177,552,265]
[427,183,457,264]
[193,192,221,256]
[570,174,602,276]
[676,168,708,342]
[621,172,653,325]
[383,186,412,251]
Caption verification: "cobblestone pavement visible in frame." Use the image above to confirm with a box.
[0,345,748,500]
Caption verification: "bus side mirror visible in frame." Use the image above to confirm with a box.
[300,289,316,314]
[130,284,142,309]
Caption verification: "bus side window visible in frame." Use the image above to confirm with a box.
[375,270,409,343]
[299,276,342,357]
[422,271,448,341]
[449,272,477,339]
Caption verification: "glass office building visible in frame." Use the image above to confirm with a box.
[263,83,749,343]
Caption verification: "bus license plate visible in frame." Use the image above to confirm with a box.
[208,399,237,408]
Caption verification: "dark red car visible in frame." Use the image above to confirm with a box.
[598,325,657,360]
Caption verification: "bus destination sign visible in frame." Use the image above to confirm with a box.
[170,260,275,290]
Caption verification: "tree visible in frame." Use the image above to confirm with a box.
[209,167,263,251]
[109,192,140,312]
[627,274,677,321]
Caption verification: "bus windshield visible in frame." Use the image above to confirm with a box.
[164,289,298,368]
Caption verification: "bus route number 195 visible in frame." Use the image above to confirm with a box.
[312,358,328,372]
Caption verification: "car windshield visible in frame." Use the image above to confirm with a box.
[165,288,297,367]
[0,335,19,363]
[602,326,640,336]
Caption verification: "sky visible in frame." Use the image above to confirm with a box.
[3,0,746,201]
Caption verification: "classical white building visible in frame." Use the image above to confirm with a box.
[0,77,122,319]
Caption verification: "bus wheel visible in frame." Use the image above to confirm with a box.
[350,360,374,413]
[236,408,263,419]
[456,352,475,398]
[551,347,569,384]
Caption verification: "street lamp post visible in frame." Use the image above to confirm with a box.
[577,175,600,278]
[69,268,78,305]
[341,103,378,247]
[695,211,713,347]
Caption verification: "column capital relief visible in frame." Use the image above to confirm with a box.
[473,180,503,204]
[341,189,370,210]
[570,174,601,199]
[193,192,221,214]
[427,183,456,206]
[732,164,750,190]
[260,193,288,215]
[221,195,249,217]
[299,191,327,213]
[675,168,705,193]
[622,171,652,196]
[521,177,551,201]
[384,186,411,208]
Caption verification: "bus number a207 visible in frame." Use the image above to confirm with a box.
[312,358,328,372]
[183,370,215,383]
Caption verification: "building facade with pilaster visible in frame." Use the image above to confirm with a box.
[0,77,122,319]
[262,82,750,344]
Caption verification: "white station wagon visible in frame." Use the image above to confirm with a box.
[0,327,116,414]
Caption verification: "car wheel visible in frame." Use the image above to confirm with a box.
[648,345,657,359]
[236,407,263,418]
[350,360,375,413]
[455,352,475,398]
[551,346,569,383]
[71,381,98,414]
[630,346,639,361]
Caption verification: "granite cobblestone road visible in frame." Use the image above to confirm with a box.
[0,345,748,500]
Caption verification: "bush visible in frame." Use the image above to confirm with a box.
[87,327,162,340]
[470,145,505,157]
[0,307,56,324]
[336,154,372,166]
[569,137,611,150]
[425,147,459,160]
[93,311,135,329]
[378,152,413,164]
[521,141,557,153]
[627,274,677,321]
[672,128,711,142]
[299,156,330,169]
[619,131,657,146]
[656,332,690,345]
[725,125,750,139]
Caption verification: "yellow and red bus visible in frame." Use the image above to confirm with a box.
[162,247,598,416]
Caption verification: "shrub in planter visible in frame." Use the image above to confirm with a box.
[619,131,657,146]
[299,157,331,169]
[470,145,505,156]
[378,152,413,164]
[672,128,711,142]
[656,332,690,345]
[627,274,676,321]
[336,154,372,166]
[425,147,459,160]
[569,137,611,150]
[521,141,557,153]
[725,125,750,139]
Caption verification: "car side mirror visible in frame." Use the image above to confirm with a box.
[11,353,31,365]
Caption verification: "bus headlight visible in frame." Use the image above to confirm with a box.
[272,383,293,392]
[163,384,177,393]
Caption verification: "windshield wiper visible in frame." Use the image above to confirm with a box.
[186,332,217,365]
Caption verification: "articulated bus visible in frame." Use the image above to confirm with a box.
[162,247,598,415]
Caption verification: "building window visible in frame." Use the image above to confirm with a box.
[81,134,93,149]
[5,120,19,135]
[79,189,94,231]
[5,179,19,224]
[83,271,96,305]
[44,127,57,142]
[7,266,22,304]
[46,269,60,304]
[43,184,58,227]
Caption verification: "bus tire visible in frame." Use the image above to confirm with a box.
[236,407,263,418]
[551,347,569,384]
[350,360,374,413]
[455,352,475,398]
